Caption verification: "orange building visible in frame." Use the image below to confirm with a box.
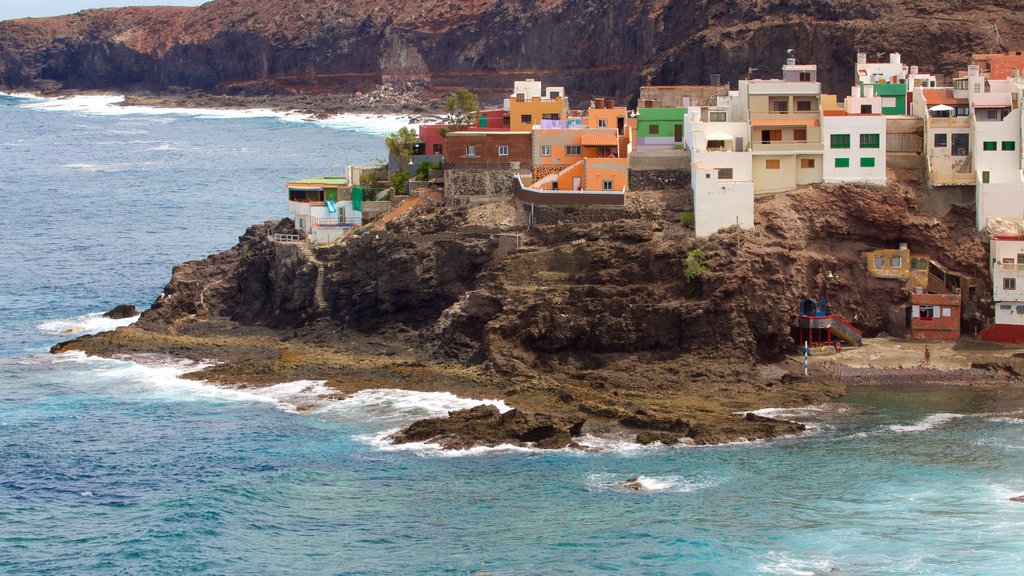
[506,79,569,131]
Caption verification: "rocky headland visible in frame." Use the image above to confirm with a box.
[53,179,1016,449]
[3,0,1024,109]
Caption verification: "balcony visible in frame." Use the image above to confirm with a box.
[750,111,821,123]
[311,216,359,228]
[996,262,1024,273]
[930,172,975,186]
[751,140,824,153]
[927,116,970,128]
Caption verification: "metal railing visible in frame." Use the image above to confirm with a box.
[751,140,823,152]
[272,233,302,242]
[311,217,359,229]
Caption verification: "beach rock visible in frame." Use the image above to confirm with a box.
[1010,495,1024,502]
[389,404,585,450]
[102,304,138,319]
[635,431,681,446]
[618,476,646,491]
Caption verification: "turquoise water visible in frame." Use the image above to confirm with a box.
[2,93,1023,575]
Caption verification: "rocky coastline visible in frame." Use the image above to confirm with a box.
[51,180,1024,450]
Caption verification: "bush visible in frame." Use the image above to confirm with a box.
[679,211,694,226]
[416,160,432,181]
[684,248,708,282]
[390,169,411,194]
[360,169,381,187]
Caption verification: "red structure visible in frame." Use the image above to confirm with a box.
[907,293,961,341]
[417,109,510,157]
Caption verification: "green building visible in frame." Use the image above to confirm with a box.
[636,107,687,148]
[862,83,907,116]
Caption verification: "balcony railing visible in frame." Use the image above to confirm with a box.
[995,263,1024,273]
[930,172,975,185]
[751,140,824,152]
[927,116,970,128]
[750,111,820,122]
[311,216,359,229]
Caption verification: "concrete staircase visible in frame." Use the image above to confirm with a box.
[296,242,328,312]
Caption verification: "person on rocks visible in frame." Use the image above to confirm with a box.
[924,344,931,364]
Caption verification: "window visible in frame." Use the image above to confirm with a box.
[566,145,581,156]
[1018,305,1024,314]
[540,145,551,156]
[794,128,807,142]
[598,119,607,128]
[919,305,935,320]
[466,145,477,156]
[1005,277,1016,290]
[860,157,876,168]
[771,100,788,113]
[498,145,509,156]
[520,114,532,125]
[602,180,613,191]
[984,141,998,151]
[766,159,781,169]
[649,124,660,135]
[983,171,990,184]
[433,143,443,154]
[1004,141,1017,151]
[1001,304,1013,310]
[874,256,885,268]
[1018,253,1024,264]
[835,158,850,168]
[987,110,1000,120]
[934,133,947,147]
[718,168,733,180]
[831,134,851,149]
[861,104,873,114]
[799,72,811,82]
[952,133,969,156]
[860,134,880,148]
[797,100,812,111]
[801,158,815,169]
[882,97,897,108]
[890,256,902,268]
[710,111,727,122]
[551,182,559,191]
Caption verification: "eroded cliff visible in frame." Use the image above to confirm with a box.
[3,0,1024,103]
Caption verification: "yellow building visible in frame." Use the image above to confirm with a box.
[506,79,569,131]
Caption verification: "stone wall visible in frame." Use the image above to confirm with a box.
[445,169,517,199]
[629,169,690,192]
[527,204,626,226]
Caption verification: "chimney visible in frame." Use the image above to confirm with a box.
[899,242,908,251]
[606,98,615,109]
[594,97,605,109]
[851,86,859,98]
[864,84,875,98]
[890,53,901,65]
[786,57,796,66]
[969,64,980,77]
[710,73,722,86]
[910,65,919,75]
[857,53,867,64]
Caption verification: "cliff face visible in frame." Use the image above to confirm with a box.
[3,0,1023,101]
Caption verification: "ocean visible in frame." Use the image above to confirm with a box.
[1,92,1023,575]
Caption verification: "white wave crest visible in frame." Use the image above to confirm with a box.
[9,92,423,135]
[757,551,837,575]
[355,428,539,458]
[315,388,511,422]
[37,311,140,336]
[888,412,964,433]
[585,472,717,493]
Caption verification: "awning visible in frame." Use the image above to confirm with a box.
[580,134,619,147]
[928,104,954,112]
[288,186,325,192]
[703,131,734,141]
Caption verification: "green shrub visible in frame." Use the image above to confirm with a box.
[390,169,411,194]
[416,160,432,181]
[680,211,694,226]
[684,248,708,282]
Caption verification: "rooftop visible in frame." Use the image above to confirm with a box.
[287,177,348,187]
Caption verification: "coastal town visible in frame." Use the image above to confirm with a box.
[283,50,1024,348]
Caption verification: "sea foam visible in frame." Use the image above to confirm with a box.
[585,472,717,493]
[888,412,964,433]
[37,311,140,336]
[7,92,424,135]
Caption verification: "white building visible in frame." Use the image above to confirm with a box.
[990,235,1024,330]
[286,177,363,244]
[821,85,887,185]
[686,107,755,237]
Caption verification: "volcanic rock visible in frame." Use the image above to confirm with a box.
[388,404,585,450]
[102,304,139,319]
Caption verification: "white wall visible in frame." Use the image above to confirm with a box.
[991,239,1024,321]
[821,114,887,185]
[692,164,755,237]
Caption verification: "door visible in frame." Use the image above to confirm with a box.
[572,177,582,191]
[674,124,683,142]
